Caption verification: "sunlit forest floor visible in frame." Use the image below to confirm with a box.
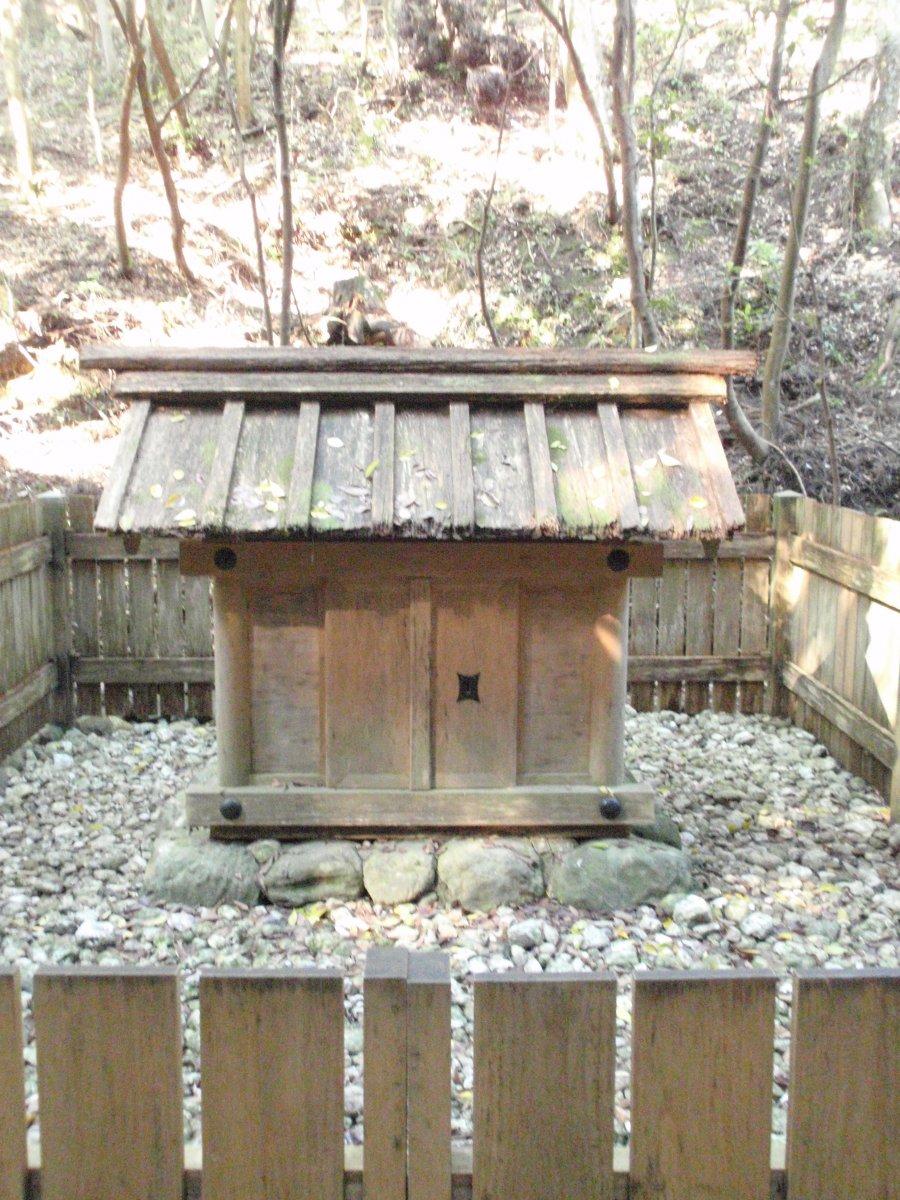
[1,5,897,512]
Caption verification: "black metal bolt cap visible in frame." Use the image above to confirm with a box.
[600,794,622,820]
[220,798,243,821]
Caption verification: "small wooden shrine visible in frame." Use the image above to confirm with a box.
[84,345,753,838]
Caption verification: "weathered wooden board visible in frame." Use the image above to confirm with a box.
[473,973,616,1200]
[324,583,410,786]
[0,968,26,1200]
[200,970,344,1200]
[113,370,728,401]
[33,967,183,1200]
[251,591,322,777]
[185,781,655,832]
[518,588,594,782]
[432,584,519,787]
[82,344,759,374]
[786,970,898,1200]
[364,948,409,1200]
[407,953,452,1200]
[630,971,776,1200]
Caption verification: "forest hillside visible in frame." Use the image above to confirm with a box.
[0,0,897,513]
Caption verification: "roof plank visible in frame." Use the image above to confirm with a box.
[597,403,641,533]
[112,371,727,403]
[394,407,453,537]
[82,345,759,376]
[201,400,244,527]
[687,401,746,531]
[449,403,475,535]
[283,401,320,532]
[370,402,396,536]
[523,403,559,536]
[94,400,150,530]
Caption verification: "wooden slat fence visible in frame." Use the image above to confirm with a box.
[0,501,57,757]
[0,956,897,1199]
[773,495,900,811]
[1,492,898,812]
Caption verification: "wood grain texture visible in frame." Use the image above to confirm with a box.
[33,967,183,1200]
[200,969,344,1200]
[185,781,655,832]
[407,953,452,1200]
[212,578,253,785]
[283,401,320,530]
[0,968,25,1200]
[364,948,409,1200]
[473,973,616,1200]
[93,399,150,528]
[82,344,759,374]
[113,370,728,401]
[630,971,776,1200]
[324,583,410,786]
[786,970,899,1200]
[371,401,396,534]
[523,402,559,535]
[448,402,475,534]
[201,400,245,524]
[251,591,322,777]
[409,579,432,789]
[432,584,519,787]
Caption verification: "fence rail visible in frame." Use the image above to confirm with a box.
[0,492,897,811]
[1,955,897,1200]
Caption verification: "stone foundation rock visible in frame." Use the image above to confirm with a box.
[146,832,260,906]
[144,804,690,912]
[261,841,363,905]
[547,839,692,910]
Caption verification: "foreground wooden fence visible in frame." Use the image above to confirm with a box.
[0,492,897,810]
[0,955,896,1200]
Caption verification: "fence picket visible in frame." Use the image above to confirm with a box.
[364,947,408,1200]
[407,952,452,1200]
[200,968,344,1200]
[68,495,103,715]
[33,966,183,1200]
[630,970,776,1200]
[0,968,26,1200]
[786,970,899,1200]
[473,972,616,1200]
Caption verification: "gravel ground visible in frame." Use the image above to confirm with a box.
[1,710,897,1145]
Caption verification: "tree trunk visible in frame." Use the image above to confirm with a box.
[610,0,658,347]
[0,0,35,190]
[533,0,619,225]
[272,0,294,344]
[114,52,138,275]
[94,0,114,71]
[853,28,899,239]
[110,0,196,284]
[147,7,190,134]
[233,0,251,129]
[721,0,791,464]
[760,0,847,442]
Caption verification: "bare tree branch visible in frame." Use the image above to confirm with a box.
[272,0,294,344]
[531,0,619,225]
[760,0,847,441]
[611,0,658,347]
[721,0,791,464]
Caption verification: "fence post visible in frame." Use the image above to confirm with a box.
[767,492,800,717]
[37,492,74,728]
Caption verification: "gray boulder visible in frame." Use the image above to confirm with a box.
[363,841,436,905]
[262,841,363,905]
[632,810,682,849]
[145,833,260,906]
[547,839,691,911]
[75,714,116,736]
[437,838,543,911]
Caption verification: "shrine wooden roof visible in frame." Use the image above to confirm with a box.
[83,347,754,541]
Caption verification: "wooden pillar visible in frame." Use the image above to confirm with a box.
[212,578,253,787]
[589,575,629,786]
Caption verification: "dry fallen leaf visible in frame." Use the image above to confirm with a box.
[172,468,185,481]
[175,508,197,527]
[326,436,344,449]
[658,451,682,468]
[689,495,709,509]
[149,483,163,499]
